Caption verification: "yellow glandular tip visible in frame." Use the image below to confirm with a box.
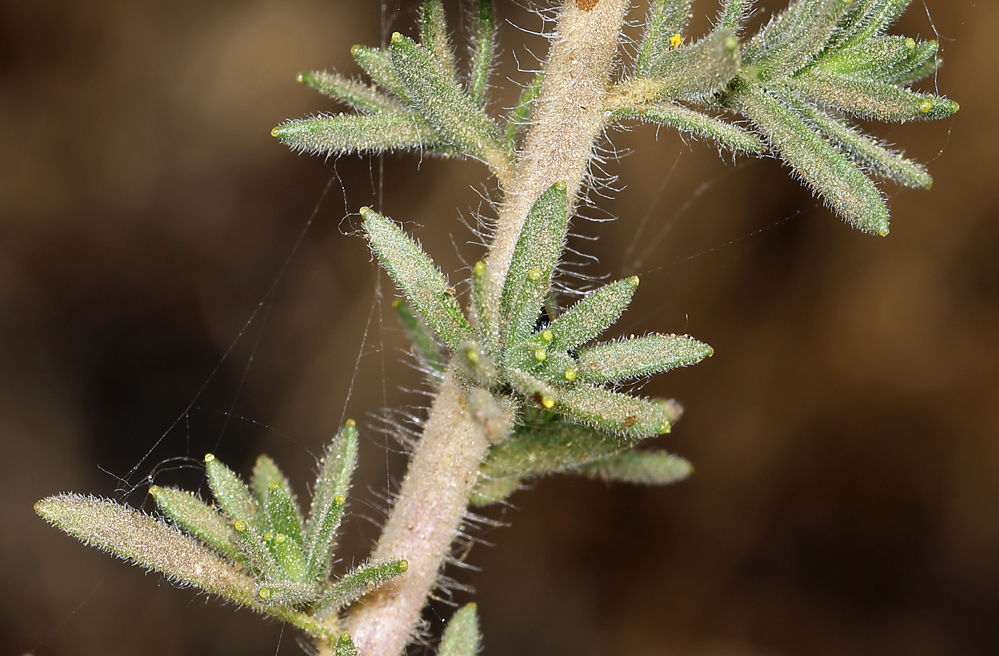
[268,480,279,490]
[275,533,287,543]
[204,453,215,463]
[334,495,346,505]
[554,181,567,191]
[670,33,682,48]
[629,275,639,287]
[346,418,356,428]
[564,368,578,381]
[234,521,247,532]
[340,632,352,642]
[541,395,555,409]
[391,32,404,43]
[528,268,542,281]
[466,349,480,364]
[534,348,547,362]
[296,72,305,83]
[399,559,409,572]
[258,587,271,600]
[474,261,486,275]
[148,485,160,495]
[542,329,553,342]
[270,126,281,138]
[359,206,370,217]
[350,45,362,56]
[264,532,274,541]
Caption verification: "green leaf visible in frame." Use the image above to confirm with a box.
[313,559,410,618]
[553,384,675,439]
[499,182,569,346]
[481,412,637,480]
[545,277,638,354]
[469,0,495,107]
[831,0,912,50]
[36,494,257,607]
[297,70,403,113]
[351,45,412,102]
[271,113,443,156]
[421,0,456,79]
[744,0,851,81]
[230,514,281,578]
[818,36,939,85]
[506,72,543,152]
[732,80,889,235]
[439,603,481,656]
[306,421,358,583]
[362,207,473,351]
[575,450,693,485]
[790,72,959,122]
[792,97,932,188]
[636,0,693,77]
[204,453,267,533]
[471,260,500,355]
[393,298,446,374]
[148,485,242,563]
[643,28,741,103]
[389,32,505,167]
[575,333,714,383]
[612,102,764,153]
[259,469,305,549]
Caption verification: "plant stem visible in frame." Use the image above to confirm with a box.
[346,2,629,654]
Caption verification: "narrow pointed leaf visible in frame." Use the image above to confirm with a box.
[36,494,257,607]
[575,333,713,383]
[733,81,889,235]
[266,483,305,551]
[351,45,412,102]
[790,72,959,122]
[575,450,693,485]
[204,453,267,533]
[818,37,938,84]
[556,384,675,439]
[481,412,637,480]
[306,421,358,582]
[389,32,505,167]
[148,485,242,563]
[421,0,456,79]
[546,276,638,354]
[298,70,404,113]
[499,182,569,346]
[393,298,446,373]
[439,603,481,656]
[362,207,473,350]
[471,260,500,355]
[794,98,932,188]
[231,516,281,577]
[636,0,693,77]
[313,559,409,618]
[612,102,764,153]
[831,0,912,50]
[271,113,443,156]
[250,454,285,505]
[469,0,495,107]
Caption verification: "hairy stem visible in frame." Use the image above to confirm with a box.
[346,2,628,653]
[345,376,497,654]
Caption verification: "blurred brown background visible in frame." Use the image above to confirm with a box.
[1,1,996,654]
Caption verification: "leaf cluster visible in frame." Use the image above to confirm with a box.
[363,183,711,505]
[608,0,957,235]
[271,0,515,183]
[35,421,405,652]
